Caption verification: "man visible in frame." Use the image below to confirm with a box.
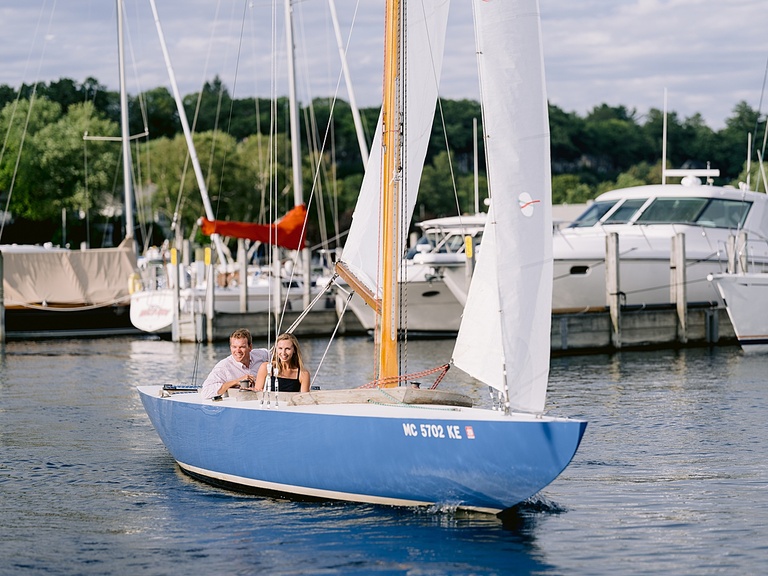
[200,328,270,399]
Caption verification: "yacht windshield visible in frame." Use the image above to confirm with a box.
[635,197,752,227]
[693,199,751,228]
[635,198,708,223]
[603,198,648,224]
[569,201,617,228]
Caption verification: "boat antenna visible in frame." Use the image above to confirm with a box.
[473,118,480,215]
[661,88,668,185]
[746,133,752,191]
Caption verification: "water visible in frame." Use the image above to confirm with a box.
[1,336,767,575]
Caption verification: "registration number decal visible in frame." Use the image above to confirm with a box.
[402,422,475,440]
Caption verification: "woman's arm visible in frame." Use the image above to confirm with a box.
[254,363,268,391]
[299,370,311,393]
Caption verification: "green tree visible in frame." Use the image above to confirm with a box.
[0,98,64,218]
[717,101,760,179]
[552,174,593,204]
[549,104,586,171]
[417,150,482,218]
[582,104,652,177]
[131,87,179,139]
[142,130,269,246]
[30,102,119,221]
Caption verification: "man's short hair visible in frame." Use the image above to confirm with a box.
[230,328,252,346]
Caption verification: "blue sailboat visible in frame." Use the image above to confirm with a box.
[138,0,586,515]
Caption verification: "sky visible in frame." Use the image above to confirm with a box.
[1,0,766,131]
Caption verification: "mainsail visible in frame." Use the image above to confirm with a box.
[452,0,553,414]
[338,0,450,296]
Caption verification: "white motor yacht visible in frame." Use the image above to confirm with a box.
[552,173,768,311]
[344,171,768,334]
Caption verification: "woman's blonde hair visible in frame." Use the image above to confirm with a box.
[270,333,306,376]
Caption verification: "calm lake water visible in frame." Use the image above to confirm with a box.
[1,335,766,575]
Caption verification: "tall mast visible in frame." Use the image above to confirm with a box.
[284,0,311,308]
[148,0,227,266]
[378,0,402,383]
[327,0,369,167]
[117,0,135,247]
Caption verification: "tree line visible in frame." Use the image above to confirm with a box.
[0,76,763,250]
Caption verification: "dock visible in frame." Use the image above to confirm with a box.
[551,303,734,355]
[172,300,735,354]
[0,234,741,352]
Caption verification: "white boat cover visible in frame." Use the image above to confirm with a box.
[1,240,137,307]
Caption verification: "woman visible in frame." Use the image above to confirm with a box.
[254,333,310,393]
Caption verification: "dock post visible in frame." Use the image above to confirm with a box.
[671,233,687,344]
[171,248,180,342]
[182,239,191,270]
[464,235,476,293]
[606,232,621,349]
[726,235,737,273]
[705,307,719,343]
[205,247,214,343]
[726,232,749,274]
[737,231,748,273]
[0,251,5,345]
[238,239,247,312]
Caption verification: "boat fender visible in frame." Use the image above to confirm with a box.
[128,272,142,294]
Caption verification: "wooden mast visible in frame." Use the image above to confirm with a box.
[378,0,402,384]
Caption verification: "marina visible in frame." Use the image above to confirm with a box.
[0,246,740,351]
[2,0,766,573]
[1,335,766,574]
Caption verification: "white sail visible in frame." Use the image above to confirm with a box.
[340,0,451,294]
[452,0,553,414]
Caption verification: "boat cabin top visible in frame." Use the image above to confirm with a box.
[568,182,763,231]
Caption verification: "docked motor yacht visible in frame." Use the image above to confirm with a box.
[343,171,768,334]
[551,172,768,311]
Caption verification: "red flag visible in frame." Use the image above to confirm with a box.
[200,204,307,251]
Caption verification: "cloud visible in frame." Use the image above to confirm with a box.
[1,0,765,130]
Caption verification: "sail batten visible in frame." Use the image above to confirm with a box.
[453,0,552,414]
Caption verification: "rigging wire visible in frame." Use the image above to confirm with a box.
[0,0,59,242]
[754,54,768,192]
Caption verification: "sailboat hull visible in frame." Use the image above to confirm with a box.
[711,272,768,353]
[138,386,586,513]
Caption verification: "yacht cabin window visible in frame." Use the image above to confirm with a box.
[569,201,617,228]
[635,198,751,228]
[603,198,648,224]
[570,197,752,229]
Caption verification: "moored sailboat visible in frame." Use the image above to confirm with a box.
[1,0,140,340]
[138,0,586,514]
[711,271,768,353]
[709,228,768,353]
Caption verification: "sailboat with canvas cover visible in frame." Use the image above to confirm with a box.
[138,0,586,514]
[1,0,139,340]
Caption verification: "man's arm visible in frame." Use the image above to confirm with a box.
[200,360,239,399]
